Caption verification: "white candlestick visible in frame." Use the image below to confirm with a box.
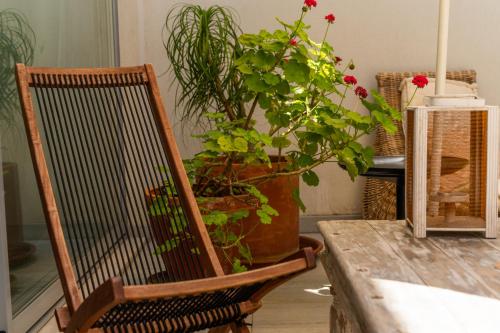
[435,0,450,96]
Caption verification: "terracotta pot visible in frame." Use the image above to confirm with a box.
[146,157,300,270]
[206,157,300,264]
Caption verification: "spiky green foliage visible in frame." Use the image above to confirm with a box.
[0,9,35,127]
[163,5,244,123]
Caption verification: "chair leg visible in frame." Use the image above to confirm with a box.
[208,325,231,333]
[230,322,250,333]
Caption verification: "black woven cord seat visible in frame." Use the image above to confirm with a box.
[95,284,263,332]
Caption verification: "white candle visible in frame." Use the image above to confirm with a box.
[435,0,450,96]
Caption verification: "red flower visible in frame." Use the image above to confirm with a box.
[289,38,298,46]
[344,75,357,85]
[325,13,335,23]
[355,86,368,99]
[412,75,429,88]
[334,56,342,63]
[304,0,317,8]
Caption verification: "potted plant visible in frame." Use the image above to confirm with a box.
[154,0,400,272]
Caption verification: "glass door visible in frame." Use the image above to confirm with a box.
[0,0,117,331]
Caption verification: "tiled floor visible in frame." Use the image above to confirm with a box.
[251,262,331,332]
[38,234,331,332]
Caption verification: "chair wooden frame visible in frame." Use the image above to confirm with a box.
[16,64,317,333]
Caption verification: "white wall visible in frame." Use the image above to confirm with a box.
[118,0,500,216]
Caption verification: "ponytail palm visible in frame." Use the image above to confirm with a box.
[163,5,244,123]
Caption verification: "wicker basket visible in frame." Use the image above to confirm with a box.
[362,70,477,220]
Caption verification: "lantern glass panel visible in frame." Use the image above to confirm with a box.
[407,108,489,231]
[425,110,487,229]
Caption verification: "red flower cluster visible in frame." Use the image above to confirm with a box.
[344,75,357,85]
[412,75,429,88]
[304,0,317,8]
[355,86,368,99]
[325,13,335,23]
[289,38,298,46]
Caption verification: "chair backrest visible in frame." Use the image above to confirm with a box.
[374,70,477,156]
[16,64,224,313]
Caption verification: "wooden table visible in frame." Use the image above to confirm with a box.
[318,220,500,333]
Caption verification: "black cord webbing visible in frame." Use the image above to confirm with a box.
[30,72,206,298]
[94,283,264,332]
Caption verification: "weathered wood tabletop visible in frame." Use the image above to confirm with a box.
[318,220,500,333]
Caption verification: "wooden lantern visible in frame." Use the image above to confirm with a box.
[406,105,499,238]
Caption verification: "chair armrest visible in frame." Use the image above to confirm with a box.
[123,255,311,302]
[279,247,316,268]
[63,277,125,332]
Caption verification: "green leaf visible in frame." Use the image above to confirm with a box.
[245,74,269,93]
[239,33,259,46]
[258,94,272,109]
[283,59,310,84]
[265,110,290,127]
[256,209,272,224]
[237,63,254,74]
[258,133,273,146]
[274,80,290,95]
[346,111,371,124]
[263,73,281,86]
[203,211,228,226]
[203,140,221,152]
[372,110,397,134]
[324,117,347,129]
[292,188,306,212]
[233,137,248,152]
[304,142,318,155]
[232,258,248,273]
[217,135,234,151]
[247,186,268,204]
[252,50,275,70]
[261,204,279,216]
[238,245,253,263]
[302,170,320,186]
[276,17,295,30]
[297,154,314,167]
[271,136,291,149]
[263,40,285,52]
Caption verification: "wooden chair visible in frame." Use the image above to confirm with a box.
[362,70,477,220]
[15,64,317,333]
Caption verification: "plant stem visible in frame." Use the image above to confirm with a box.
[238,152,335,184]
[243,93,260,129]
[336,86,348,113]
[406,87,419,108]
[214,75,237,121]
